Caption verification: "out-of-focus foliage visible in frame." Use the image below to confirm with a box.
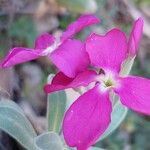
[56,0,97,13]
[131,59,150,78]
[59,15,76,30]
[8,16,37,47]
[0,15,37,58]
[134,0,150,5]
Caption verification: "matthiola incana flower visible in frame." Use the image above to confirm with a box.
[0,15,99,78]
[44,18,145,150]
[128,17,143,56]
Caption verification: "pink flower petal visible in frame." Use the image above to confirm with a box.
[0,47,42,68]
[0,33,55,68]
[34,33,55,49]
[128,17,144,56]
[61,14,100,41]
[86,29,127,72]
[44,70,97,93]
[63,86,112,150]
[50,39,90,78]
[114,76,150,115]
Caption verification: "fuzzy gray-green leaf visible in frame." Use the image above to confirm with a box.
[120,56,135,76]
[99,101,128,141]
[89,147,106,150]
[0,100,37,150]
[34,132,64,150]
[47,91,67,133]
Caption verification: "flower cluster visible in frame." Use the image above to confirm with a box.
[1,15,147,150]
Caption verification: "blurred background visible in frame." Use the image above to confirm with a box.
[0,0,150,149]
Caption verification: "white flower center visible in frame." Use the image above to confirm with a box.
[96,71,119,93]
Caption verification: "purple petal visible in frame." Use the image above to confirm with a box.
[115,76,150,115]
[0,33,55,68]
[63,86,112,150]
[50,39,90,78]
[34,33,55,49]
[44,70,97,93]
[61,14,100,41]
[0,47,42,68]
[86,29,127,73]
[128,17,144,55]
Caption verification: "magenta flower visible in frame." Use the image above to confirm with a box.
[0,15,99,78]
[128,17,143,55]
[44,18,146,150]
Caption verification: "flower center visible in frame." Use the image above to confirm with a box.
[104,79,113,87]
[96,70,118,92]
